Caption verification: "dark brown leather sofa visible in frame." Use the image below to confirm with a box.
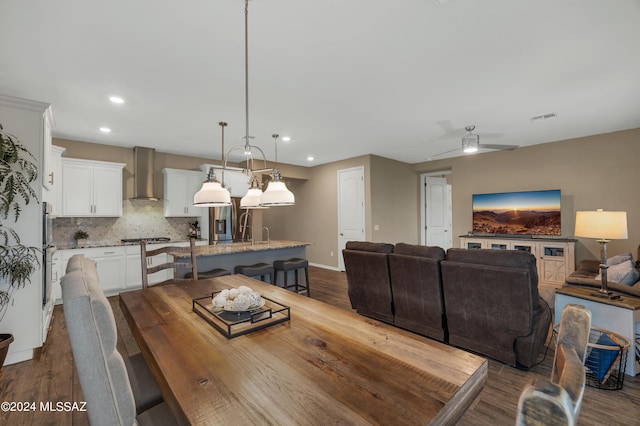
[564,246,640,298]
[441,248,552,368]
[342,241,395,323]
[388,243,447,342]
[343,241,551,369]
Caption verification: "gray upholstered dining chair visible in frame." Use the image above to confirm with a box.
[61,254,177,425]
[140,237,198,288]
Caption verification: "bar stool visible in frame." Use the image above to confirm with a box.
[273,258,310,296]
[185,268,231,279]
[234,263,274,284]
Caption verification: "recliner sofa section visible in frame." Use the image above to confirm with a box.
[342,241,395,323]
[441,248,551,368]
[389,243,447,342]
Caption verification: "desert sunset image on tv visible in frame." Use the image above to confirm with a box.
[472,190,561,236]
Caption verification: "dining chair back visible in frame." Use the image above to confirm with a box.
[141,237,198,289]
[516,304,591,426]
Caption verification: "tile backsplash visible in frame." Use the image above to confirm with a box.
[53,199,203,248]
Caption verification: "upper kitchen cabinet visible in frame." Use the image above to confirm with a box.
[61,158,125,217]
[163,168,204,217]
[43,145,66,216]
[222,170,250,197]
[40,105,54,192]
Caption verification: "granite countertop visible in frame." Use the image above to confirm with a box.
[189,240,311,257]
[56,240,311,254]
[54,239,208,250]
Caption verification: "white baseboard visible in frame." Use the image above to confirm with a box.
[309,262,342,272]
[5,348,33,366]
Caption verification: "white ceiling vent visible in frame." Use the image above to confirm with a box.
[531,112,558,123]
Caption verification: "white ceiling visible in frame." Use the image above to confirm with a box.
[2,0,639,166]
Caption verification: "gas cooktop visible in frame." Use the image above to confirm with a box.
[121,237,171,244]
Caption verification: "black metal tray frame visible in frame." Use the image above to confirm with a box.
[193,292,290,338]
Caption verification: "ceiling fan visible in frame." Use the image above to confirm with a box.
[430,125,519,159]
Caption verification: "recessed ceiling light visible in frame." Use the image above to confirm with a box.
[307,156,314,162]
[99,127,111,133]
[282,136,291,142]
[109,96,124,104]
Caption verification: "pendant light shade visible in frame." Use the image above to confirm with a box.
[193,168,231,207]
[261,178,295,206]
[194,122,231,207]
[260,134,294,206]
[240,175,263,208]
[240,187,263,208]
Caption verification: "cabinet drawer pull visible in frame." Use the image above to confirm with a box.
[104,251,115,254]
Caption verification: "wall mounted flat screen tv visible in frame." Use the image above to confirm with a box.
[472,189,561,236]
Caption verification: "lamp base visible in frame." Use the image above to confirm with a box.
[589,290,621,300]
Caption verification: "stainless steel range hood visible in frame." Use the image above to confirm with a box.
[132,146,159,200]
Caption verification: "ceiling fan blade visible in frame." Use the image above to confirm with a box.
[478,144,518,151]
[430,147,461,158]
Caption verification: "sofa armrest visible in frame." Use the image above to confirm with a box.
[576,259,601,274]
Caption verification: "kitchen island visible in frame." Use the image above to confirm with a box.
[179,240,311,279]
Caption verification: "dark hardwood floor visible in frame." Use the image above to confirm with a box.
[1,266,638,425]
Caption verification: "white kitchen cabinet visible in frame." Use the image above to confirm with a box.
[60,247,126,294]
[61,158,125,217]
[163,168,204,217]
[43,145,66,216]
[126,244,167,288]
[125,245,143,289]
[41,107,54,191]
[199,164,249,198]
[459,236,575,288]
[221,169,250,197]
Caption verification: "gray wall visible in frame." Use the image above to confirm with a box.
[263,156,372,268]
[414,128,640,262]
[55,127,640,269]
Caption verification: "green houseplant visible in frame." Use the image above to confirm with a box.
[0,122,40,368]
[74,230,89,248]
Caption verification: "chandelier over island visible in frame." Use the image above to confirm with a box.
[193,0,295,209]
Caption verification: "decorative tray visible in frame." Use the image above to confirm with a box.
[192,291,290,338]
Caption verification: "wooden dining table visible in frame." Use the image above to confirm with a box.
[119,275,488,425]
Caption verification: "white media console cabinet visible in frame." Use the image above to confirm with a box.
[459,236,576,288]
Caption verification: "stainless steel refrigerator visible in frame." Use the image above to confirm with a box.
[208,198,241,243]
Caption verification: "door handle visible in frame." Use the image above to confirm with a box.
[340,233,344,236]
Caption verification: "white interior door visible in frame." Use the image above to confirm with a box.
[338,166,365,271]
[421,175,452,249]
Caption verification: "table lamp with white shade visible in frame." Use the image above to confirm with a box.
[574,209,628,299]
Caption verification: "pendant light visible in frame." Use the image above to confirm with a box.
[223,0,294,207]
[240,174,263,208]
[260,134,295,206]
[193,122,231,207]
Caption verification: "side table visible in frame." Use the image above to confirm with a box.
[555,286,640,376]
